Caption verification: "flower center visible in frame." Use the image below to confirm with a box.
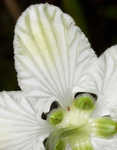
[45,93,117,150]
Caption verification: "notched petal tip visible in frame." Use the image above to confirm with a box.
[14,3,97,107]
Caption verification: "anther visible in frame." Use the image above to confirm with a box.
[41,101,60,120]
[49,101,59,111]
[74,92,97,101]
[43,137,48,147]
[41,112,48,120]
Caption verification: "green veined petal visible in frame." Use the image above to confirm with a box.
[14,3,97,106]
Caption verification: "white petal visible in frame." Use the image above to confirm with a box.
[14,3,97,106]
[89,46,117,118]
[91,136,117,150]
[0,91,51,150]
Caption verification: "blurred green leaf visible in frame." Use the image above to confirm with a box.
[0,58,19,91]
[98,5,117,20]
[61,0,88,34]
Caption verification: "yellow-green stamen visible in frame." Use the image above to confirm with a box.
[46,94,117,150]
[94,117,117,138]
[48,109,64,126]
[74,96,95,111]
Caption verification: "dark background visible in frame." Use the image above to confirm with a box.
[0,0,117,90]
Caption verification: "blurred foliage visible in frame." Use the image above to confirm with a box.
[1,0,117,90]
[0,2,18,90]
[61,0,88,35]
[98,5,117,19]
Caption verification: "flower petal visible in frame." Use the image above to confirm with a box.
[0,91,51,150]
[14,3,97,106]
[89,46,117,118]
[91,136,117,150]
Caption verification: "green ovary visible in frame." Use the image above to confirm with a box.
[46,96,117,150]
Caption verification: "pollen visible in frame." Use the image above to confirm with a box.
[67,106,70,111]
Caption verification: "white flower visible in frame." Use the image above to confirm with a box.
[0,3,117,150]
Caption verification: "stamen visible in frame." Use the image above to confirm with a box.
[74,96,95,111]
[48,109,64,125]
[74,92,97,101]
[50,101,60,111]
[43,138,48,147]
[46,92,117,150]
[41,112,48,120]
[41,101,60,120]
[94,117,117,138]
